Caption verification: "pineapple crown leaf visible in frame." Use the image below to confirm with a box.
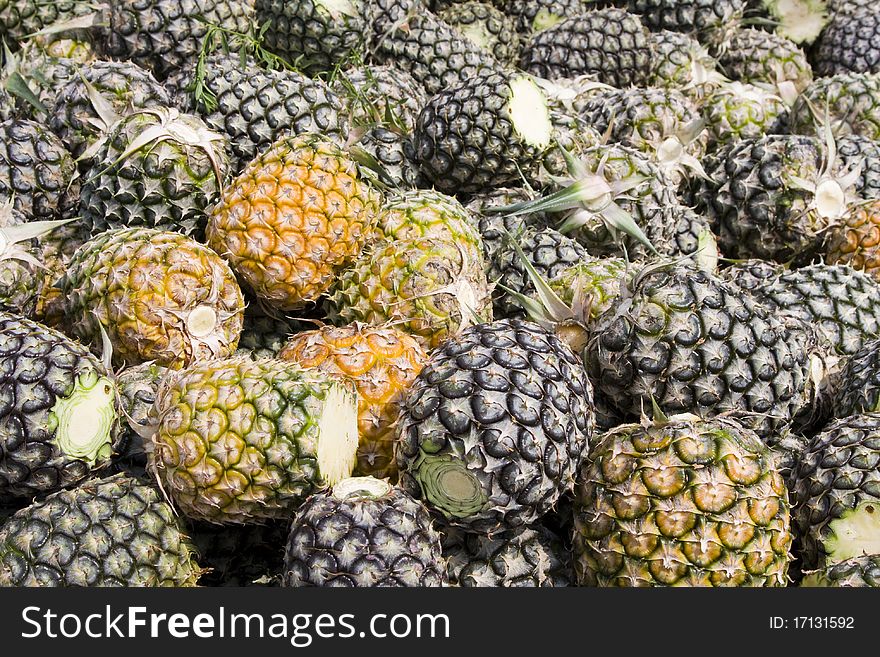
[24,13,99,40]
[91,108,228,187]
[193,20,297,112]
[502,229,575,325]
[348,144,397,189]
[1,41,47,116]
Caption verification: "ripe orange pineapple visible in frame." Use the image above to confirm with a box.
[206,133,382,311]
[826,199,880,279]
[279,324,428,480]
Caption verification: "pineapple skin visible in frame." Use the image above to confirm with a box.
[573,415,791,587]
[283,477,446,587]
[279,324,429,480]
[153,357,358,524]
[59,227,245,369]
[207,133,382,311]
[0,474,203,587]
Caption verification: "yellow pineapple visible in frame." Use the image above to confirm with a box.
[206,133,382,311]
[279,323,428,480]
[826,199,880,279]
[59,228,245,369]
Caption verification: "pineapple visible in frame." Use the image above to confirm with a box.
[58,228,245,369]
[705,134,863,262]
[80,108,229,239]
[0,474,202,586]
[702,82,789,149]
[113,361,168,479]
[519,8,653,88]
[331,64,428,134]
[496,0,587,35]
[647,30,722,98]
[813,5,880,76]
[0,313,119,499]
[278,324,428,480]
[802,555,880,587]
[487,225,589,318]
[832,337,880,418]
[826,200,880,282]
[747,263,880,355]
[152,356,359,524]
[412,70,553,195]
[0,119,79,222]
[792,413,880,570]
[621,0,745,35]
[576,86,708,187]
[283,476,446,587]
[587,263,826,438]
[207,133,382,311]
[491,142,680,260]
[396,318,595,533]
[789,72,880,141]
[713,27,813,103]
[573,413,791,586]
[329,237,492,350]
[170,53,350,172]
[443,525,573,587]
[368,6,503,95]
[373,189,483,257]
[48,59,171,161]
[96,0,256,81]
[758,0,828,44]
[0,202,71,317]
[0,1,94,46]
[437,1,520,65]
[256,0,370,75]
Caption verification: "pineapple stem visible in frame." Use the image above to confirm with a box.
[413,454,487,519]
[48,370,117,465]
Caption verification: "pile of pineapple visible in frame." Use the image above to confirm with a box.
[0,0,879,588]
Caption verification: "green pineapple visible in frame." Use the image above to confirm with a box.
[396,318,595,533]
[0,312,119,499]
[832,337,880,417]
[48,59,171,161]
[647,30,723,98]
[0,474,202,586]
[256,0,369,75]
[169,53,349,171]
[714,27,813,103]
[96,0,256,81]
[587,263,826,438]
[443,525,574,587]
[282,477,446,587]
[747,263,880,355]
[705,134,863,262]
[519,8,653,88]
[412,70,553,194]
[802,555,880,586]
[792,413,880,571]
[438,1,520,65]
[0,119,79,221]
[702,82,789,149]
[80,107,229,240]
[789,72,880,141]
[813,5,880,76]
[368,4,503,95]
[576,86,708,187]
